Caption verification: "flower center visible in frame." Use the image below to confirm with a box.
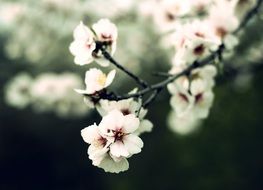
[216,27,227,38]
[121,108,131,115]
[114,129,125,142]
[179,93,189,103]
[195,93,203,104]
[193,44,205,56]
[97,73,107,86]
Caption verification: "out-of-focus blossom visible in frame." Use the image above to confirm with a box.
[75,68,116,95]
[4,72,90,118]
[171,21,220,66]
[5,73,33,109]
[0,3,24,27]
[168,65,217,119]
[153,0,191,32]
[207,0,239,40]
[168,111,201,135]
[69,21,96,66]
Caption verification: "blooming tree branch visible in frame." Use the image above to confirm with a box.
[68,0,263,173]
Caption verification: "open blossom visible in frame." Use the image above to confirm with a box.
[69,19,118,66]
[207,0,239,39]
[81,123,129,173]
[153,0,190,32]
[168,65,217,119]
[171,21,220,66]
[97,98,153,135]
[75,68,116,95]
[81,110,143,173]
[69,21,96,66]
[99,110,143,157]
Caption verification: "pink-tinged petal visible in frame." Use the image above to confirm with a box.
[98,155,129,173]
[123,134,143,155]
[99,110,124,136]
[81,124,99,144]
[105,70,116,88]
[122,114,140,133]
[110,141,129,157]
[73,21,93,40]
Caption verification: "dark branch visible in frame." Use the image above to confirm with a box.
[99,46,149,88]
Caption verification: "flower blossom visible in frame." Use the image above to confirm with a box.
[207,0,240,48]
[168,65,217,119]
[153,0,191,32]
[97,97,153,135]
[171,21,220,66]
[69,19,118,66]
[75,68,116,95]
[81,110,143,173]
[69,21,96,66]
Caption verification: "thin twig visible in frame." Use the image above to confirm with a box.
[101,48,149,88]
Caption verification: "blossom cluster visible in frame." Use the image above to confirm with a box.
[5,72,90,118]
[67,0,259,172]
[69,19,153,173]
[138,0,254,134]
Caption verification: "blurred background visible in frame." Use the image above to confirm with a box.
[0,0,263,190]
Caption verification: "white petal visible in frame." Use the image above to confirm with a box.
[123,134,143,155]
[99,110,124,136]
[98,155,129,173]
[110,141,129,157]
[88,145,108,166]
[122,114,140,133]
[81,124,99,144]
[73,21,93,40]
[74,54,94,66]
[134,119,153,135]
[105,70,116,88]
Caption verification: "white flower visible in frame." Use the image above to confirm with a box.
[5,72,32,109]
[69,19,118,67]
[69,21,96,66]
[153,0,191,32]
[92,18,118,67]
[96,98,153,135]
[81,109,143,173]
[168,65,217,119]
[81,124,129,173]
[207,0,239,39]
[92,18,118,44]
[99,110,143,158]
[75,68,116,95]
[29,72,90,118]
[171,21,220,66]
